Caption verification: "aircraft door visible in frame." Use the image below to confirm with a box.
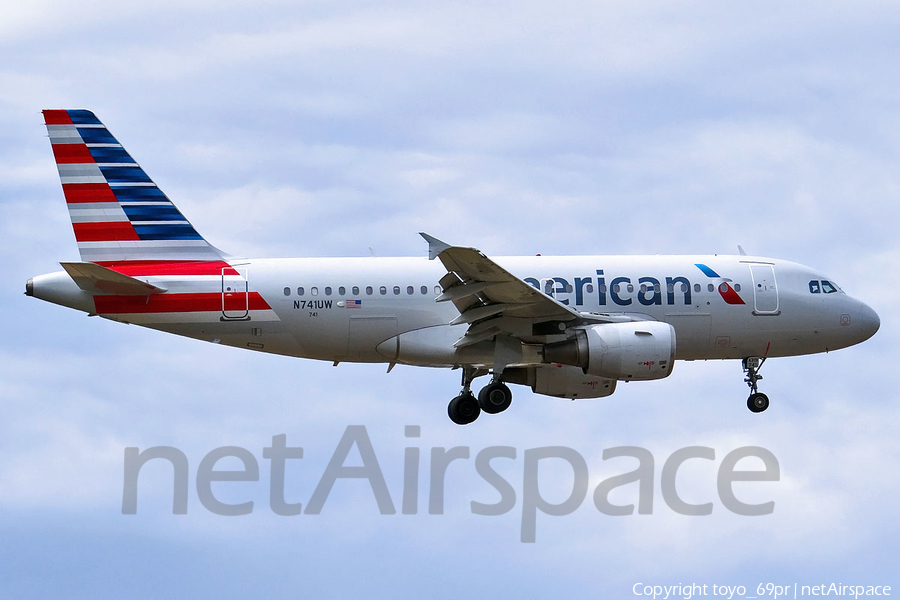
[222,266,250,321]
[749,264,779,315]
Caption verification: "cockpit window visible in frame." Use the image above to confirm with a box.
[821,280,839,294]
[809,280,820,294]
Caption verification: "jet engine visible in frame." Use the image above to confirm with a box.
[503,365,617,399]
[543,321,676,381]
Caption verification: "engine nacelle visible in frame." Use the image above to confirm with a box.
[543,321,676,381]
[533,365,617,399]
[504,365,617,399]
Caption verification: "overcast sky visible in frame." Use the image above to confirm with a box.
[1,1,898,598]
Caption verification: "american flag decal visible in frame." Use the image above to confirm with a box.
[346,300,362,309]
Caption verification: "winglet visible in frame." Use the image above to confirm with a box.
[419,232,451,260]
[737,245,747,256]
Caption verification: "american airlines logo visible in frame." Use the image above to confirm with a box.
[694,263,746,305]
[522,264,745,308]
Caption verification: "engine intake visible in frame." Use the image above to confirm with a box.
[543,321,676,381]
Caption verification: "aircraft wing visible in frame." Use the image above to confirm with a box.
[420,233,630,348]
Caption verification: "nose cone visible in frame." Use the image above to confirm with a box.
[856,301,880,343]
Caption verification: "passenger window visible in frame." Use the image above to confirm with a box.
[599,284,607,293]
[566,284,574,293]
[680,283,688,293]
[434,285,441,295]
[407,286,414,295]
[640,284,648,293]
[366,286,373,295]
[324,286,332,296]
[380,286,387,295]
[393,286,401,295]
[655,284,662,293]
[734,284,741,292]
[298,287,305,296]
[694,284,701,293]
[311,287,318,296]
[339,286,346,295]
[421,285,428,295]
[585,284,594,294]
[708,284,714,292]
[283,287,290,296]
[822,280,838,294]
[352,286,360,295]
[626,284,634,293]
[613,284,620,293]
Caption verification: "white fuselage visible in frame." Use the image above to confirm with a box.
[30,253,880,368]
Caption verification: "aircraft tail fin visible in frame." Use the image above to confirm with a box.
[42,109,224,264]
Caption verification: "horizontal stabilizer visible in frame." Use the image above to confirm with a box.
[61,262,167,295]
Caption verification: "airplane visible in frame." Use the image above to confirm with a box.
[26,109,880,424]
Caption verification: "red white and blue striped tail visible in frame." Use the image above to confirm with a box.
[43,109,225,263]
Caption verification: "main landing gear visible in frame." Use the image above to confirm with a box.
[447,367,514,425]
[743,357,770,413]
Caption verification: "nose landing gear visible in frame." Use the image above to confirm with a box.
[743,357,769,413]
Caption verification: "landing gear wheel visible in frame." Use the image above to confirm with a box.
[742,357,770,413]
[448,393,481,425]
[747,392,769,413]
[478,382,513,414]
